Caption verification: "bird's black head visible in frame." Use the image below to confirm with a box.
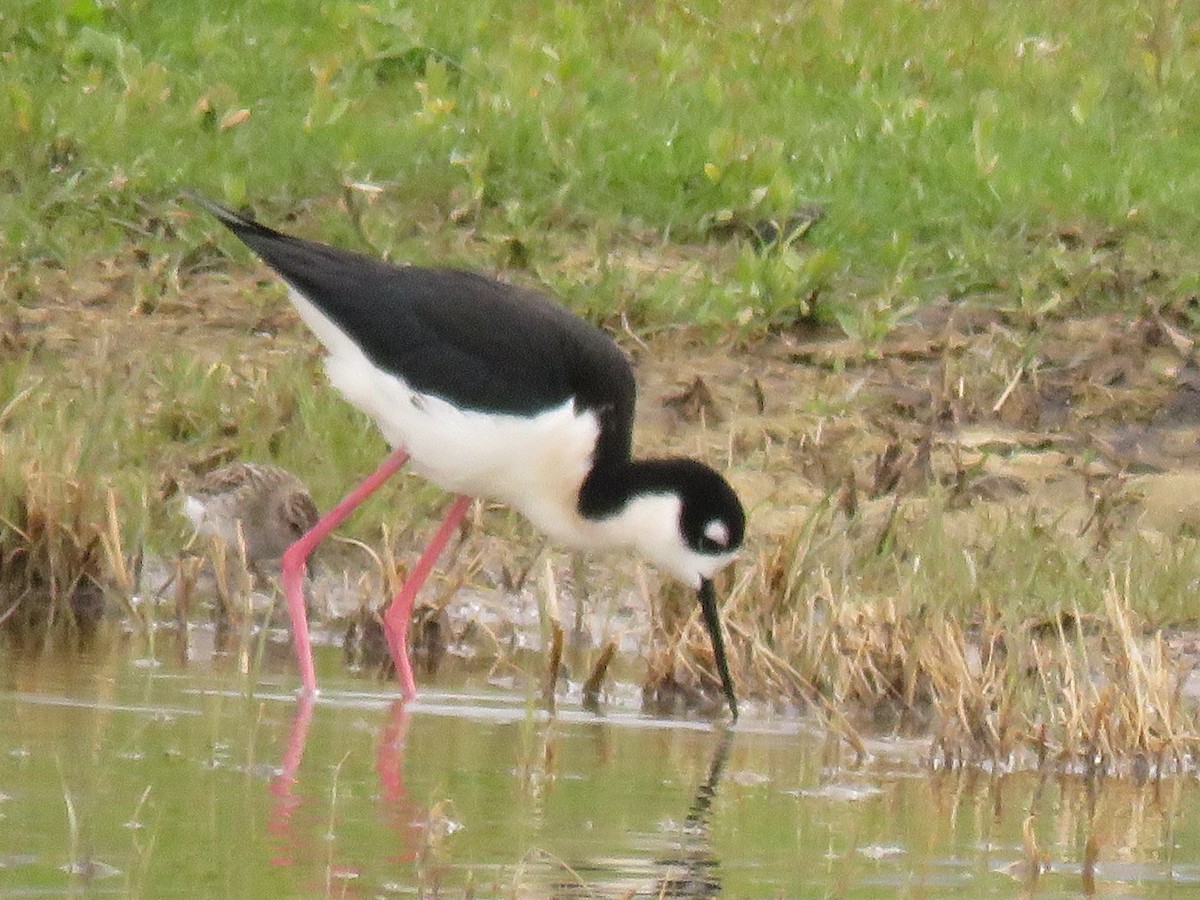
[674,459,746,561]
[579,456,745,720]
[581,457,745,587]
[674,460,743,721]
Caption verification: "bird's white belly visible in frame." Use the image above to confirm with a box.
[366,361,593,494]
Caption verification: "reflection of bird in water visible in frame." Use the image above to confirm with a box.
[267,696,315,868]
[552,730,734,898]
[269,698,424,876]
[182,462,319,576]
[650,729,733,899]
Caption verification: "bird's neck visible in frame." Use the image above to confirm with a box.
[577,458,678,521]
[575,458,701,584]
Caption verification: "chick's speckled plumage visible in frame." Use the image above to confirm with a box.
[183,463,319,566]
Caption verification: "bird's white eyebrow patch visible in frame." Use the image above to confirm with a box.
[704,519,730,547]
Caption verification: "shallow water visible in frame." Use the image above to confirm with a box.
[2,635,1200,897]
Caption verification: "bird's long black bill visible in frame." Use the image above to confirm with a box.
[698,578,738,721]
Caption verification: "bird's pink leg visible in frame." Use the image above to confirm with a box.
[383,494,472,698]
[282,447,411,694]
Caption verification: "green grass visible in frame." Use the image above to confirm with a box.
[5,0,1200,327]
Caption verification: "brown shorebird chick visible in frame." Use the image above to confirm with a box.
[182,463,319,574]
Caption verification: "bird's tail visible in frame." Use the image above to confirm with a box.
[182,190,281,240]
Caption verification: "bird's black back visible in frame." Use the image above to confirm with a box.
[196,197,637,466]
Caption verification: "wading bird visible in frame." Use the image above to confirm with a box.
[193,196,746,718]
[181,462,319,576]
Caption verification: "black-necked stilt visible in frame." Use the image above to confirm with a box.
[182,462,319,574]
[193,196,746,718]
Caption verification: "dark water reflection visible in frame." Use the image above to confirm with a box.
[2,643,1200,896]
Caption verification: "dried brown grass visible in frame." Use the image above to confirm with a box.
[648,519,1200,775]
[6,404,1200,774]
[0,456,134,644]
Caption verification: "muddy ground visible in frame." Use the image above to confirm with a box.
[9,236,1200,702]
[18,248,1200,537]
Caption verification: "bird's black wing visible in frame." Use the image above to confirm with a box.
[194,196,636,464]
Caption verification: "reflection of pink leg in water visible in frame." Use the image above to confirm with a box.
[268,697,423,871]
[376,698,422,863]
[268,695,315,867]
